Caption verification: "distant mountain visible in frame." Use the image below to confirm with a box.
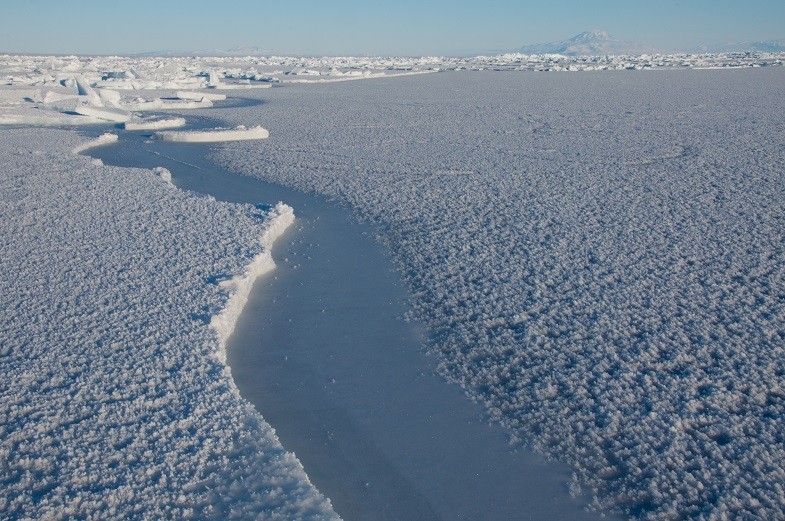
[520,30,659,56]
[220,46,277,56]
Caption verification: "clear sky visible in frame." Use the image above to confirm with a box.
[0,0,782,56]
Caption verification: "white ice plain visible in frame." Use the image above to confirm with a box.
[0,129,337,520]
[1,53,785,520]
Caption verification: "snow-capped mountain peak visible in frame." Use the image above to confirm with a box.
[573,30,611,41]
[520,30,659,56]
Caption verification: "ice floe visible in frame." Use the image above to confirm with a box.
[74,74,102,106]
[123,116,187,131]
[121,97,214,111]
[73,105,131,122]
[155,125,269,143]
[70,132,117,154]
[0,109,105,126]
[176,90,227,101]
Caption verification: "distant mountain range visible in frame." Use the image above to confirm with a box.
[710,39,785,53]
[519,31,659,56]
[134,46,275,57]
[131,33,785,58]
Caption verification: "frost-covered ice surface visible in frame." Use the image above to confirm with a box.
[3,52,785,519]
[0,129,336,520]
[213,69,785,519]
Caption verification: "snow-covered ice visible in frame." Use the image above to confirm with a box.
[2,51,785,520]
[214,82,273,89]
[88,136,607,520]
[0,129,336,520]
[0,108,105,126]
[214,68,785,519]
[210,202,294,363]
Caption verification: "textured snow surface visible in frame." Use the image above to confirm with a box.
[0,129,337,520]
[214,69,785,519]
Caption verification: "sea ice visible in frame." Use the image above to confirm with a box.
[122,97,213,111]
[2,51,785,520]
[74,74,103,106]
[214,82,272,89]
[0,107,105,126]
[42,90,81,104]
[210,202,294,363]
[0,128,337,520]
[73,105,131,122]
[124,116,187,130]
[97,88,122,106]
[155,125,269,143]
[176,90,227,101]
[215,68,785,520]
[70,132,118,154]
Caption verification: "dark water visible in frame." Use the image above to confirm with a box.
[87,124,610,520]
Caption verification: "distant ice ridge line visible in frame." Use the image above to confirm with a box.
[284,69,437,83]
[211,202,294,363]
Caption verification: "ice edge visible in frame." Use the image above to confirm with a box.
[70,132,118,154]
[211,202,295,364]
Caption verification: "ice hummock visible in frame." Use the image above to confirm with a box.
[73,105,131,122]
[70,132,118,154]
[124,116,187,130]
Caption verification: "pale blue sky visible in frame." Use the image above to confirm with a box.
[0,0,782,55]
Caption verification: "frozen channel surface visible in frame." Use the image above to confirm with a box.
[92,130,607,520]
